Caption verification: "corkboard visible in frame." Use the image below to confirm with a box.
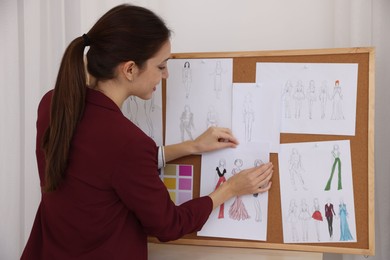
[152,48,375,255]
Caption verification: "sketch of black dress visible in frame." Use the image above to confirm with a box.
[312,198,323,241]
[182,61,192,98]
[306,80,317,119]
[243,93,254,142]
[288,148,307,191]
[299,199,311,241]
[215,159,227,219]
[319,80,329,119]
[339,199,354,241]
[325,200,336,239]
[180,105,195,141]
[206,105,219,128]
[325,144,342,191]
[253,159,264,222]
[287,199,299,242]
[229,159,250,221]
[293,80,306,119]
[331,80,345,120]
[282,81,293,118]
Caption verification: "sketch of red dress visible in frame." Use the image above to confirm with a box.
[228,160,250,221]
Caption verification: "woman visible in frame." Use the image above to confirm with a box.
[21,4,273,260]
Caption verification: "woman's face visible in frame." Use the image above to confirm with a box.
[132,40,171,100]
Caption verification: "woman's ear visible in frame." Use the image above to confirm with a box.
[122,60,137,82]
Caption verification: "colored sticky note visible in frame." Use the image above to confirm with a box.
[164,164,177,176]
[163,178,176,189]
[179,165,192,176]
[179,178,192,190]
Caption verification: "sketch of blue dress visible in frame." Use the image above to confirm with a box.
[339,203,353,241]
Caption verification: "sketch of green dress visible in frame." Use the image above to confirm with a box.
[325,145,342,191]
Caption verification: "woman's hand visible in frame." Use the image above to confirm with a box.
[164,127,239,163]
[227,162,273,197]
[192,127,239,154]
[209,162,273,210]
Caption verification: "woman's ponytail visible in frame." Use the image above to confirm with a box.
[42,36,87,192]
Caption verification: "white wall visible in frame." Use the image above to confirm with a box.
[1,0,388,259]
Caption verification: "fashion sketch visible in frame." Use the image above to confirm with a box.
[179,105,195,142]
[339,199,354,241]
[215,159,227,219]
[253,159,264,222]
[331,80,345,120]
[312,198,323,241]
[299,199,311,241]
[206,105,219,128]
[287,199,299,242]
[288,148,307,191]
[325,144,342,191]
[319,80,329,119]
[229,159,250,221]
[143,93,155,138]
[182,61,192,98]
[243,93,255,142]
[293,80,305,119]
[282,80,293,118]
[306,80,317,119]
[212,61,223,99]
[325,199,336,239]
[126,96,139,126]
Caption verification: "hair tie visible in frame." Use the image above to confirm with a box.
[82,33,90,47]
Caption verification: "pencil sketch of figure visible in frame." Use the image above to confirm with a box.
[243,93,255,142]
[253,159,264,222]
[312,198,323,241]
[288,148,307,191]
[180,105,195,141]
[229,159,250,221]
[319,80,329,119]
[306,80,317,119]
[325,199,336,240]
[126,96,139,126]
[293,80,306,119]
[287,199,299,242]
[182,61,192,98]
[212,61,223,99]
[299,199,311,242]
[215,159,227,219]
[325,144,342,191]
[331,80,345,120]
[282,80,293,118]
[338,198,354,241]
[143,93,155,138]
[206,105,219,128]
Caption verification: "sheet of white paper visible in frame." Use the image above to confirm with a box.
[198,143,270,241]
[256,63,358,136]
[278,140,357,243]
[122,81,163,146]
[232,83,281,153]
[165,59,233,145]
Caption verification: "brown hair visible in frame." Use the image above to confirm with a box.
[42,4,171,192]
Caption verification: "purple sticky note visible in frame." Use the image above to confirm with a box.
[179,178,192,190]
[179,165,192,177]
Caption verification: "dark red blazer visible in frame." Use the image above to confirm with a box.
[21,89,212,260]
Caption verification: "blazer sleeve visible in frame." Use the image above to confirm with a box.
[111,135,212,242]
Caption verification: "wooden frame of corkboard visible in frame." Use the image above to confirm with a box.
[149,47,375,255]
